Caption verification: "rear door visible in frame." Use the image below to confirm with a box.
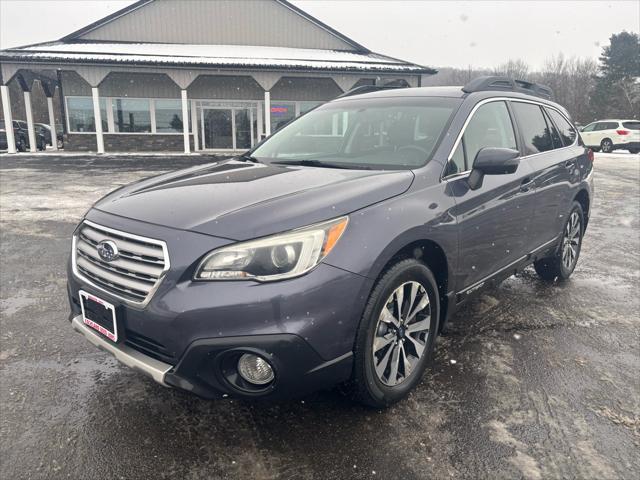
[445,100,535,290]
[601,121,620,146]
[546,107,583,217]
[510,101,575,251]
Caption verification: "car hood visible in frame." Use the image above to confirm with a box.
[94,160,414,240]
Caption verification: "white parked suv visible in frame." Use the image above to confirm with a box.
[579,119,640,154]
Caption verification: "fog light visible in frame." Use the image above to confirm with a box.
[237,353,274,385]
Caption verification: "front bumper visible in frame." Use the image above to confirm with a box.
[68,211,371,399]
[71,314,172,385]
[71,313,353,399]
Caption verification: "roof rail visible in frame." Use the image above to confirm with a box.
[336,84,408,99]
[462,76,554,100]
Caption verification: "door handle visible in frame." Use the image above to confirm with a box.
[565,160,575,169]
[520,177,534,192]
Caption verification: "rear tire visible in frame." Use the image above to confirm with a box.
[629,149,639,155]
[16,136,26,152]
[600,138,613,153]
[351,259,440,408]
[534,201,584,282]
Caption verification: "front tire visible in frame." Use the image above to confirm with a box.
[351,259,440,408]
[534,201,584,282]
[600,138,613,153]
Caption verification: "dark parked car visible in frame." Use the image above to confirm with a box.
[68,77,593,407]
[35,122,64,149]
[0,120,45,151]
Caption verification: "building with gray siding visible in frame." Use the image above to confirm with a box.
[0,0,434,154]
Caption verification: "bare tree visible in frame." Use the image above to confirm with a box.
[492,59,531,80]
[537,54,598,123]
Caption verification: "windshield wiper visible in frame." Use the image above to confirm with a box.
[238,153,261,163]
[271,159,371,170]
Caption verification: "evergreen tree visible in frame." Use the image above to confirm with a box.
[591,31,640,119]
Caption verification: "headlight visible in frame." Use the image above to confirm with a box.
[195,216,348,281]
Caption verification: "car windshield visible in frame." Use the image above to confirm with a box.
[622,121,640,130]
[251,96,462,170]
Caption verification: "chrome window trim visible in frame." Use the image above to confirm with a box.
[71,219,171,308]
[440,97,579,181]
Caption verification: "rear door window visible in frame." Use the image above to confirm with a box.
[596,122,617,130]
[511,102,553,155]
[543,110,563,149]
[546,108,577,146]
[622,121,640,130]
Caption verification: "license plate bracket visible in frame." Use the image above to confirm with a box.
[79,290,118,342]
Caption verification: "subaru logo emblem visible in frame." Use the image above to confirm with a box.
[97,240,119,262]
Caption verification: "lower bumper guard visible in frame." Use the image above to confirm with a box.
[71,314,172,387]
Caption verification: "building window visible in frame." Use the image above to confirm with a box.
[154,99,184,133]
[113,98,152,133]
[66,97,107,133]
[270,103,296,133]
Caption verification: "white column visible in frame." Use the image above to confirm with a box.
[264,90,271,137]
[91,87,104,154]
[190,100,198,151]
[0,85,16,153]
[46,96,58,151]
[24,91,37,152]
[181,90,190,153]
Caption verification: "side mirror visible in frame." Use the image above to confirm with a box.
[467,147,520,190]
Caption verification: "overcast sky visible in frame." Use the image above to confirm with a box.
[0,0,638,70]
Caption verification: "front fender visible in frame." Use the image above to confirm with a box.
[323,184,459,292]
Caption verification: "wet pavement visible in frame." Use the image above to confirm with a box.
[1,152,638,480]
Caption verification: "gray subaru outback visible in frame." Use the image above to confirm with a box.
[68,76,593,407]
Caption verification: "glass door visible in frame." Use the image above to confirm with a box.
[202,108,233,150]
[234,109,254,150]
[198,104,258,151]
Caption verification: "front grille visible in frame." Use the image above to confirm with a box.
[125,330,176,364]
[73,221,169,304]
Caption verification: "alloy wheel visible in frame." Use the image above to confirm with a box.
[601,139,613,153]
[372,281,431,386]
[562,211,581,270]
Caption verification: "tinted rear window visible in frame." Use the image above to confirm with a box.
[546,108,577,146]
[622,121,640,130]
[511,102,553,155]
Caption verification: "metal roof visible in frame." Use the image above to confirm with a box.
[1,42,435,74]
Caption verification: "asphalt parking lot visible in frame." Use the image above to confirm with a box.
[1,152,638,480]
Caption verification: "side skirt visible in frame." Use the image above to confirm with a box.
[453,237,560,307]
